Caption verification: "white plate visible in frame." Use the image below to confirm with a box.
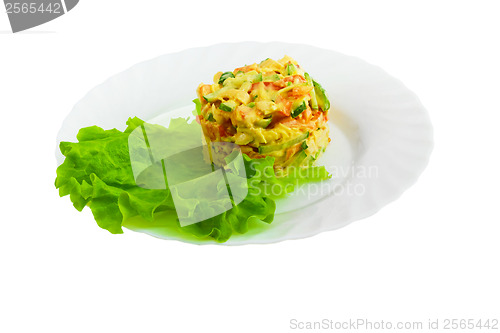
[56,42,433,245]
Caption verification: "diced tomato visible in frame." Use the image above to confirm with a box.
[234,64,257,73]
[275,95,292,117]
[271,80,287,89]
[264,81,282,90]
[279,118,301,128]
[219,125,229,138]
[283,75,306,84]
[297,107,312,122]
[289,85,313,98]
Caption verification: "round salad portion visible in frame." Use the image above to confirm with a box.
[196,56,331,170]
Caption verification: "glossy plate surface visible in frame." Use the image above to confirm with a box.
[56,42,433,245]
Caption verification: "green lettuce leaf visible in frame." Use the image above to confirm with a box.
[55,117,330,242]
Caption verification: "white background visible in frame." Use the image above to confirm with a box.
[1,1,499,332]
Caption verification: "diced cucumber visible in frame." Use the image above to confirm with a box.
[313,79,330,111]
[218,72,235,85]
[258,131,309,154]
[203,92,218,102]
[291,101,307,118]
[255,118,272,128]
[263,74,280,82]
[304,73,318,110]
[205,113,215,122]
[286,63,297,75]
[224,72,261,89]
[235,132,254,145]
[277,84,296,95]
[203,87,227,102]
[251,73,262,83]
[220,100,237,112]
